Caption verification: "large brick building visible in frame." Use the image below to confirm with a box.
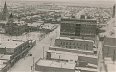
[55,37,95,51]
[60,18,97,38]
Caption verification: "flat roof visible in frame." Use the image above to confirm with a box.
[75,67,97,72]
[56,37,94,43]
[47,50,78,61]
[0,64,6,70]
[0,55,11,60]
[0,40,24,49]
[42,24,56,30]
[47,50,97,59]
[49,46,93,53]
[28,22,43,27]
[37,59,75,69]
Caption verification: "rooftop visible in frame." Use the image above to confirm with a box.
[47,50,97,59]
[0,40,24,49]
[105,18,116,38]
[49,46,93,53]
[0,64,6,70]
[36,59,76,69]
[61,18,97,25]
[47,50,78,61]
[27,22,43,27]
[103,18,116,47]
[56,37,94,43]
[42,24,57,30]
[104,37,116,47]
[0,55,11,60]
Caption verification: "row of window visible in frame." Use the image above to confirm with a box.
[57,45,89,50]
[59,41,89,46]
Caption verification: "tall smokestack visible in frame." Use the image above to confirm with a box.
[112,4,115,18]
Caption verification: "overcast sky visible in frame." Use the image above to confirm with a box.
[0,0,115,7]
[1,0,115,2]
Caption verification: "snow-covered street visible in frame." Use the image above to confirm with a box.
[4,25,60,72]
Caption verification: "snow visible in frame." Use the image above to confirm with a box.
[7,24,60,72]
[37,59,75,69]
[0,40,24,49]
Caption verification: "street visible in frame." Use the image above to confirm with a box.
[7,25,60,72]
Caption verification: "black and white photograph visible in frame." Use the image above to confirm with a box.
[0,0,115,72]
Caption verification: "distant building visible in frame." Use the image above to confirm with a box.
[60,17,97,38]
[5,13,28,36]
[55,37,95,51]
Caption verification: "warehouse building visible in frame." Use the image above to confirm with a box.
[49,46,96,55]
[46,50,98,65]
[55,37,95,51]
[0,40,29,55]
[35,59,76,72]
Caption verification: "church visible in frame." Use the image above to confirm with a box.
[0,2,28,36]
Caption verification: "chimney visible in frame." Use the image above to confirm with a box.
[112,4,115,18]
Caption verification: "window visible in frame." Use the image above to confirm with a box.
[66,46,68,48]
[77,43,78,46]
[66,42,68,45]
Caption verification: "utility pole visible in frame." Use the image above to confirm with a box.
[43,46,44,59]
[32,57,35,72]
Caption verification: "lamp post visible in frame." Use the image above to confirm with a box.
[31,57,35,72]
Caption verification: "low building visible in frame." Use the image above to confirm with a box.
[103,37,116,61]
[0,40,29,55]
[102,17,116,61]
[49,46,95,55]
[5,20,28,36]
[35,59,76,72]
[0,54,11,72]
[55,37,95,51]
[46,50,78,62]
[27,22,44,32]
[46,50,98,65]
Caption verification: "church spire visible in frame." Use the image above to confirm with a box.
[1,1,9,21]
[8,13,14,23]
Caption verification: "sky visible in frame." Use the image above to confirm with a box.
[0,0,115,7]
[0,0,115,2]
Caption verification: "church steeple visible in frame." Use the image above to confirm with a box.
[8,13,14,23]
[1,1,9,21]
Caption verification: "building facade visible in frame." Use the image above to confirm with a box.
[55,37,95,51]
[0,40,29,55]
[60,18,97,37]
[103,37,116,61]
